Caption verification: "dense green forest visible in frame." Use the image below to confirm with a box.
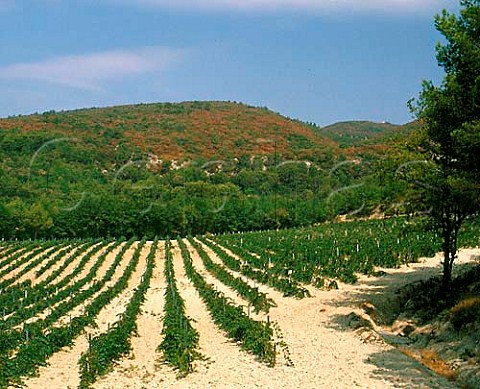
[0,101,420,239]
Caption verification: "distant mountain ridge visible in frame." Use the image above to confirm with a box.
[318,120,419,147]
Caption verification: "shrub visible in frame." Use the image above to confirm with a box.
[449,297,480,331]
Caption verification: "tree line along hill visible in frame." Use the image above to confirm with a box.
[0,101,422,239]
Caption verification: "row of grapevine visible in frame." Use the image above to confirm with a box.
[1,239,115,330]
[8,242,81,287]
[0,242,39,270]
[0,239,133,387]
[33,239,100,279]
[78,239,158,388]
[0,241,66,289]
[188,237,276,313]
[211,217,443,287]
[458,217,480,248]
[158,239,202,377]
[199,237,310,298]
[177,237,277,366]
[3,237,263,386]
[0,240,81,318]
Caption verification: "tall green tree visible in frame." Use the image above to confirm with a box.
[23,203,54,240]
[410,0,480,288]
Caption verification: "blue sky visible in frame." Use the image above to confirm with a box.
[0,0,460,125]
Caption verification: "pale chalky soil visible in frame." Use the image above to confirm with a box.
[19,243,474,388]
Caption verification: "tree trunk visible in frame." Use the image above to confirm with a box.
[441,219,453,290]
[442,249,452,290]
[441,216,461,291]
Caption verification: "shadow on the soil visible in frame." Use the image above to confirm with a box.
[325,261,477,329]
[365,348,456,388]
[320,260,478,388]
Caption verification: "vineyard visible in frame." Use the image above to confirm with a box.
[0,217,477,388]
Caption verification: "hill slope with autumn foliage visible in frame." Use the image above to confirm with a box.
[0,101,338,163]
[0,101,420,239]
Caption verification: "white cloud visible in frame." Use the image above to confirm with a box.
[0,47,184,90]
[114,0,449,13]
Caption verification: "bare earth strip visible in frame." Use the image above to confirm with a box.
[205,238,315,300]
[205,238,288,286]
[93,240,271,388]
[18,242,123,328]
[183,239,262,320]
[0,244,14,257]
[20,242,149,389]
[32,241,105,286]
[13,243,76,286]
[93,244,167,389]
[0,247,28,269]
[195,238,278,297]
[198,239,276,296]
[2,245,60,283]
[168,240,271,387]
